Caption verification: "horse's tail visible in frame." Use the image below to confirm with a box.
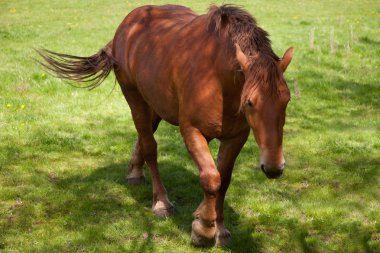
[35,41,116,90]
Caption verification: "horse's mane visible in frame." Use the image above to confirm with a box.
[206,5,282,108]
[207,4,278,59]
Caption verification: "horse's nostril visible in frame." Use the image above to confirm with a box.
[267,170,283,179]
[260,164,283,179]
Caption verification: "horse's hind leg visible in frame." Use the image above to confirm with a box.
[125,89,173,218]
[127,113,161,185]
[127,141,145,184]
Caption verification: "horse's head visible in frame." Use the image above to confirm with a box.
[236,44,293,179]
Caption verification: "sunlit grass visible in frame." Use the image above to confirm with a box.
[1,0,379,252]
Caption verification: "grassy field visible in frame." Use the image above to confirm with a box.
[1,0,379,252]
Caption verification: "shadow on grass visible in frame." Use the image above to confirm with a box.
[2,128,378,252]
[335,158,380,196]
[359,36,380,46]
[47,158,262,252]
[33,130,378,252]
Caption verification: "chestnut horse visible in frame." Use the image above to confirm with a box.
[37,4,293,247]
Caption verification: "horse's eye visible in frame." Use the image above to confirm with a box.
[246,100,253,107]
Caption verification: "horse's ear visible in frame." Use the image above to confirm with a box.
[235,44,249,70]
[279,47,293,72]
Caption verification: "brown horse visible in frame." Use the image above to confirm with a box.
[37,4,293,247]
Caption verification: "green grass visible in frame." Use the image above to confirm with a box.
[1,0,379,252]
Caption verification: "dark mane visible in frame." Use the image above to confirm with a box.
[207,4,279,59]
[207,5,283,109]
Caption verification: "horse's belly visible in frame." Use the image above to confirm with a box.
[140,86,179,126]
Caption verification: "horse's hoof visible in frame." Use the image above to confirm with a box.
[215,228,231,246]
[191,219,216,247]
[127,176,145,185]
[153,206,174,218]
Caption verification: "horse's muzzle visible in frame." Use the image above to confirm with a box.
[261,163,285,179]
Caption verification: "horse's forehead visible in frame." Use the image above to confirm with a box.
[257,80,290,103]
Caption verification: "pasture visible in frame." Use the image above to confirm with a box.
[0,0,379,252]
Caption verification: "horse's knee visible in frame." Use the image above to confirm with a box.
[200,170,221,194]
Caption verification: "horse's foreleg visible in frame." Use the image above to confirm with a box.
[214,131,249,246]
[127,113,161,185]
[181,126,221,246]
[126,91,173,218]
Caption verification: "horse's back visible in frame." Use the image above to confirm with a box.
[113,4,197,77]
